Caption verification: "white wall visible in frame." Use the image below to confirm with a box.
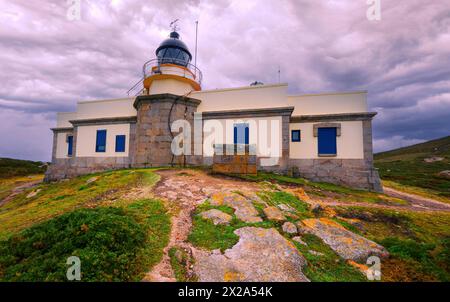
[56,112,77,128]
[76,124,130,157]
[55,132,71,159]
[202,116,283,158]
[76,98,136,120]
[194,84,289,112]
[288,91,368,115]
[289,121,364,159]
[149,79,194,96]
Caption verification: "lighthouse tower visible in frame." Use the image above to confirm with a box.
[131,30,202,167]
[140,30,202,96]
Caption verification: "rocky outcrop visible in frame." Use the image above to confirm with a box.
[300,218,389,262]
[263,206,286,221]
[282,222,297,234]
[199,209,232,225]
[210,192,262,223]
[193,227,309,282]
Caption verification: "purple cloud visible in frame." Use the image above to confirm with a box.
[0,0,449,160]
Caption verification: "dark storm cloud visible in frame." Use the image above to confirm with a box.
[0,0,449,160]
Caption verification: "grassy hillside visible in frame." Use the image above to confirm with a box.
[0,157,47,178]
[375,136,450,200]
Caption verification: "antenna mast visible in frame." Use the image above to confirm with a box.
[278,65,281,83]
[194,21,199,68]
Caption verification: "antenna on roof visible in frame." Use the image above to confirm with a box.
[194,21,199,68]
[170,19,179,32]
[278,65,281,83]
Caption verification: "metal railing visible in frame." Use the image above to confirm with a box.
[143,58,203,84]
[127,58,202,97]
[127,76,145,97]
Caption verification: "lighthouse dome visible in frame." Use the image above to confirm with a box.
[155,31,192,67]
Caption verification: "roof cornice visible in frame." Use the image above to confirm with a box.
[202,106,294,119]
[133,93,201,110]
[69,116,137,126]
[290,112,377,123]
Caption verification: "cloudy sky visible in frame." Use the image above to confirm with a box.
[0,0,449,161]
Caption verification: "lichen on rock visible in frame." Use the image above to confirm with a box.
[199,209,232,225]
[193,227,309,282]
[299,218,389,262]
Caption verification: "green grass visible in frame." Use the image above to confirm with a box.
[0,169,158,240]
[375,135,450,199]
[258,191,311,218]
[293,233,366,282]
[0,202,168,281]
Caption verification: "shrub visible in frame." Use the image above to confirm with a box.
[0,207,147,281]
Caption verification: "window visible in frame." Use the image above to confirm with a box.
[318,127,337,156]
[291,130,301,142]
[233,123,249,144]
[96,130,107,152]
[67,135,73,156]
[115,135,126,152]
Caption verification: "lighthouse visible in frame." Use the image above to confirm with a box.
[47,28,382,192]
[129,30,202,97]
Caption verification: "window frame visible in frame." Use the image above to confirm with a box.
[95,129,107,153]
[115,135,126,153]
[291,130,301,142]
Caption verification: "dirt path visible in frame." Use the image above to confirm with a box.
[383,186,450,211]
[304,186,450,213]
[0,178,42,207]
[142,169,260,282]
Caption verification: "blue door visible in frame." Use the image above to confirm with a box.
[318,127,337,155]
[234,123,249,144]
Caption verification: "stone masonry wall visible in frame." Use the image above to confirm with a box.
[44,156,131,182]
[131,94,201,167]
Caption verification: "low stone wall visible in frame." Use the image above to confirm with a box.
[44,157,131,182]
[288,159,382,192]
[45,156,381,192]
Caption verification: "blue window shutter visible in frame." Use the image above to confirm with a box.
[318,127,337,155]
[67,135,73,156]
[115,135,126,152]
[234,123,249,144]
[245,126,249,144]
[96,130,107,152]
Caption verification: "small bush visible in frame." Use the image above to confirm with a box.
[380,237,435,261]
[0,207,147,281]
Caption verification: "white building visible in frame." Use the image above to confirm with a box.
[46,30,381,191]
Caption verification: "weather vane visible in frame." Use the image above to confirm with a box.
[170,19,179,32]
